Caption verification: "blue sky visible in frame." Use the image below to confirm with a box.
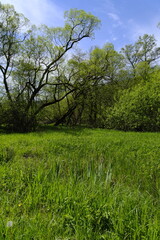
[1,0,160,51]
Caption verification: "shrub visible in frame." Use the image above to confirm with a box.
[106,75,160,131]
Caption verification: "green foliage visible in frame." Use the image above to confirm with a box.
[106,73,160,131]
[64,9,101,39]
[0,3,160,132]
[0,128,160,239]
[0,3,100,132]
[121,34,160,71]
[63,44,125,127]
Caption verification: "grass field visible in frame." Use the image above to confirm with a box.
[0,127,160,239]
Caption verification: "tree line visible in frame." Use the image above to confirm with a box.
[0,2,160,132]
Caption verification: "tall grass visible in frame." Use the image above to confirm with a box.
[0,127,160,239]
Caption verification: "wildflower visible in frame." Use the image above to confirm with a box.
[6,221,13,227]
[18,203,22,207]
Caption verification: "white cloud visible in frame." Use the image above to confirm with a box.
[112,37,117,41]
[108,12,119,21]
[107,12,123,28]
[1,0,64,26]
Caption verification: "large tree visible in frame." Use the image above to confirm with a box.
[121,34,160,73]
[0,3,100,132]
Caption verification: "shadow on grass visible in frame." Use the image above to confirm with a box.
[0,124,93,136]
[37,124,91,136]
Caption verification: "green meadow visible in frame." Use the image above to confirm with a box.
[0,127,160,239]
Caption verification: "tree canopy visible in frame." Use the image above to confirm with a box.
[0,2,160,132]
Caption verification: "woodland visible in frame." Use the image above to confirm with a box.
[0,2,160,132]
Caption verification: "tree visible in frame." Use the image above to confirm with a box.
[0,3,100,132]
[121,34,160,74]
[54,44,125,127]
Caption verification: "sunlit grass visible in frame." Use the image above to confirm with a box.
[0,127,160,239]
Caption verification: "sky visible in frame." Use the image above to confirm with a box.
[1,0,160,52]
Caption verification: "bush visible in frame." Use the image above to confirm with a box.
[106,75,160,131]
